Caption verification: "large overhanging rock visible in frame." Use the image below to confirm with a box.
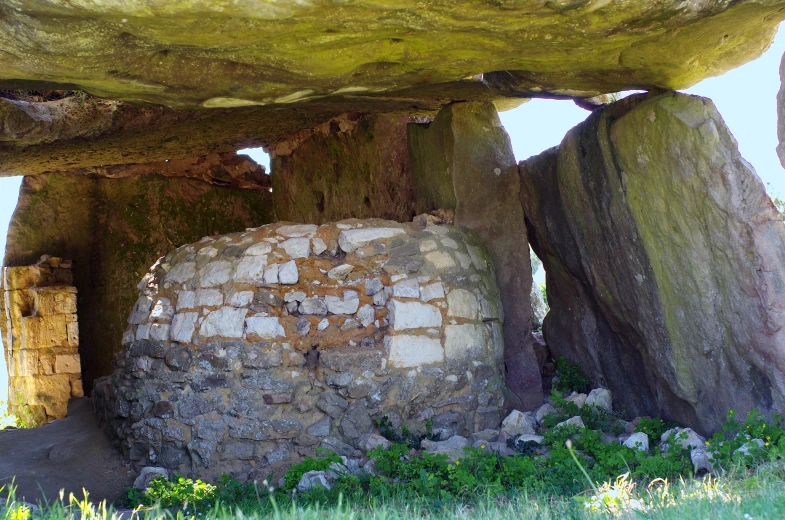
[520,92,785,433]
[0,2,782,110]
[95,219,505,479]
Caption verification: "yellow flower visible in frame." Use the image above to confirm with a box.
[705,441,710,446]
[455,460,460,465]
[766,442,771,447]
[481,445,486,449]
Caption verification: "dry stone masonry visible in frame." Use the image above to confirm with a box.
[0,256,82,426]
[96,218,506,479]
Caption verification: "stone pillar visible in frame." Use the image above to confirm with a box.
[270,113,416,224]
[408,102,542,410]
[1,257,82,426]
[520,92,785,433]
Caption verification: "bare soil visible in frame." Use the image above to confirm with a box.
[0,398,135,505]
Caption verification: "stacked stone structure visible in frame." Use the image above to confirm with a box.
[95,218,505,479]
[1,256,82,426]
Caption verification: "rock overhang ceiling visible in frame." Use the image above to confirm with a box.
[1,0,784,174]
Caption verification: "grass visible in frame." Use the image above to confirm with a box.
[3,463,785,519]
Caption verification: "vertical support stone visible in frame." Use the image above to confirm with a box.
[270,113,416,224]
[0,257,82,426]
[408,102,542,410]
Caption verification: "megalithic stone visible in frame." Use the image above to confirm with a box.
[409,102,543,410]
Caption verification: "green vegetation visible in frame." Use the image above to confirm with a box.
[0,398,16,430]
[553,356,589,393]
[5,359,785,518]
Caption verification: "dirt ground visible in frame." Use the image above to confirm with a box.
[0,398,135,505]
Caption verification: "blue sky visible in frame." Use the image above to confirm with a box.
[2,25,784,410]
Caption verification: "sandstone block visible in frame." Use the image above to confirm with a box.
[176,291,196,310]
[166,262,196,284]
[55,354,81,374]
[200,307,247,338]
[196,289,223,307]
[20,314,67,349]
[420,282,445,302]
[325,291,359,315]
[278,260,299,284]
[277,224,318,238]
[501,410,536,436]
[444,323,490,359]
[392,278,419,298]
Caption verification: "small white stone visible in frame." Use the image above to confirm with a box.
[419,240,438,252]
[338,227,406,252]
[228,291,254,307]
[176,291,196,310]
[128,295,154,324]
[246,316,286,339]
[317,318,330,331]
[387,300,442,330]
[199,261,233,287]
[122,327,135,345]
[276,224,318,237]
[245,242,272,256]
[312,238,328,255]
[454,251,472,269]
[300,298,328,315]
[135,323,151,340]
[325,291,360,314]
[385,335,444,368]
[501,410,537,436]
[197,247,218,258]
[149,323,171,341]
[150,298,174,322]
[393,278,419,298]
[285,291,307,302]
[623,432,649,451]
[171,312,198,343]
[420,282,445,302]
[235,255,268,283]
[425,251,456,270]
[535,403,556,425]
[199,307,247,338]
[196,289,223,307]
[556,416,586,430]
[166,262,196,283]
[279,260,300,284]
[446,289,479,319]
[566,392,587,408]
[280,238,311,259]
[357,304,375,327]
[444,323,489,359]
[440,237,458,249]
[328,264,355,281]
[263,264,279,285]
[586,388,613,413]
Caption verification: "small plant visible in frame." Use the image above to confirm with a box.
[282,449,342,492]
[553,356,589,393]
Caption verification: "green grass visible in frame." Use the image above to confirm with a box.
[3,464,785,520]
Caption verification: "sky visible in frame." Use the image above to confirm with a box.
[1,25,784,414]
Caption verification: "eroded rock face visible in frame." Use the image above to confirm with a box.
[520,92,785,433]
[272,113,416,224]
[5,172,273,389]
[96,219,505,480]
[0,2,781,109]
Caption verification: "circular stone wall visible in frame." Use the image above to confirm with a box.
[97,218,505,480]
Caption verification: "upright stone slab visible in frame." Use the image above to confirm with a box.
[520,92,785,433]
[0,257,82,426]
[5,169,273,389]
[271,113,416,224]
[409,102,542,410]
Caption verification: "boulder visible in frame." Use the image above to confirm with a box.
[555,416,585,430]
[535,404,557,425]
[0,3,780,109]
[421,436,469,463]
[297,471,335,492]
[622,432,649,452]
[520,92,785,434]
[501,410,537,437]
[409,102,541,409]
[585,389,613,413]
[134,467,169,490]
